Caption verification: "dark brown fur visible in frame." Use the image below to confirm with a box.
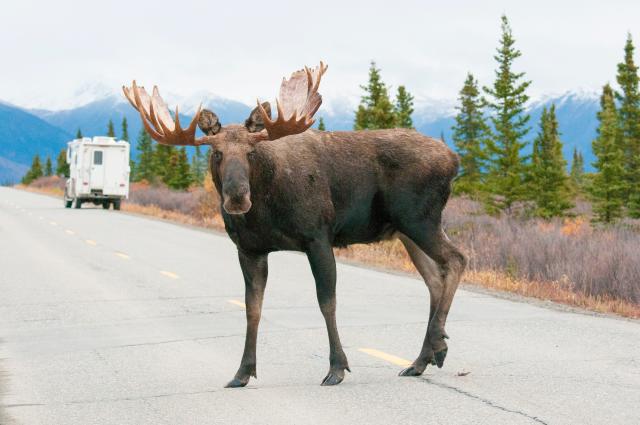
[207,118,467,387]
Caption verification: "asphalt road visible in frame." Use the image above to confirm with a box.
[0,187,639,425]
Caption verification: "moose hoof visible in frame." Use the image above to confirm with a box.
[398,363,426,377]
[434,348,448,369]
[225,377,249,388]
[321,369,345,386]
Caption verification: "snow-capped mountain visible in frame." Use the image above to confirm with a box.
[1,88,602,183]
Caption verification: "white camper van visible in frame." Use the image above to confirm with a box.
[64,137,130,210]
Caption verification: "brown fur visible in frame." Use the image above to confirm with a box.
[205,120,466,387]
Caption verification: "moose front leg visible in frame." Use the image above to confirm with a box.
[226,251,268,388]
[306,238,350,386]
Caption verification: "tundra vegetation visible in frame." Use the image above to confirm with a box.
[20,14,640,341]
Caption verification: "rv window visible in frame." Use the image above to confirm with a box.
[93,151,103,165]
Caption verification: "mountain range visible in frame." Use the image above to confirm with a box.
[0,89,600,183]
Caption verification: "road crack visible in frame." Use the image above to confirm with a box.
[422,378,549,424]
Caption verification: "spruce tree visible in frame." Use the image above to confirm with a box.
[76,129,83,139]
[121,117,134,177]
[107,120,115,137]
[569,147,585,192]
[590,84,626,223]
[190,146,207,186]
[394,85,414,128]
[451,73,489,196]
[615,34,640,217]
[134,129,155,182]
[317,117,326,131]
[22,154,43,184]
[44,156,53,177]
[154,144,176,185]
[354,61,396,130]
[56,149,69,177]
[483,15,531,213]
[528,105,573,218]
[167,147,192,190]
[121,117,129,141]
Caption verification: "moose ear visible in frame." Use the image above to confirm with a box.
[245,102,271,133]
[198,109,221,135]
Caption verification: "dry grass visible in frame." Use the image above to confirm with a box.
[337,240,640,318]
[122,202,225,229]
[18,178,640,319]
[16,175,65,197]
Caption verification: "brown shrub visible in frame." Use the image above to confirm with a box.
[443,198,640,305]
[30,175,65,190]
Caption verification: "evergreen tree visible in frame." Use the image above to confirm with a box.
[615,33,640,217]
[167,147,192,190]
[483,15,531,213]
[21,154,43,184]
[121,117,129,141]
[121,116,134,177]
[107,120,115,137]
[590,84,626,223]
[44,156,53,177]
[528,105,573,218]
[190,146,207,186]
[76,129,83,139]
[56,149,69,177]
[394,85,414,128]
[569,147,585,191]
[451,73,490,196]
[317,117,326,131]
[153,144,176,184]
[354,61,396,130]
[134,129,155,182]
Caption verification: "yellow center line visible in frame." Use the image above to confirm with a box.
[227,299,246,309]
[85,239,97,246]
[114,252,130,260]
[65,229,75,235]
[49,221,57,226]
[358,348,412,367]
[160,270,179,279]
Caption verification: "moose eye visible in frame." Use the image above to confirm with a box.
[213,150,223,162]
[247,151,256,161]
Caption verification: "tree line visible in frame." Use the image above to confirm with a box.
[22,15,640,223]
[450,16,640,222]
[353,15,640,223]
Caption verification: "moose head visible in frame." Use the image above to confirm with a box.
[122,62,328,214]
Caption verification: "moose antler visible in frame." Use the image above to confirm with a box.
[122,82,208,146]
[257,62,328,140]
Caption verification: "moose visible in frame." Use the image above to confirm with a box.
[123,62,466,387]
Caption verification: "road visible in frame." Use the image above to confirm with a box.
[0,187,638,425]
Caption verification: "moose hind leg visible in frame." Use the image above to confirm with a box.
[307,237,350,386]
[226,251,268,388]
[428,230,466,368]
[397,233,444,376]
[397,223,466,374]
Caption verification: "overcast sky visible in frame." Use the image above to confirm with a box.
[1,0,639,110]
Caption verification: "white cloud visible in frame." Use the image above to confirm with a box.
[1,0,639,109]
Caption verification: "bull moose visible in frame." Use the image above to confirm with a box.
[123,62,466,387]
